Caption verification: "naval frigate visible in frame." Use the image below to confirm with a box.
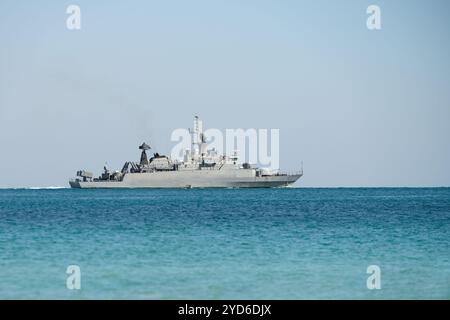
[69,117,303,188]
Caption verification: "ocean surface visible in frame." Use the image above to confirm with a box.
[0,188,449,299]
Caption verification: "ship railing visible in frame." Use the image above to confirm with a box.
[277,169,304,176]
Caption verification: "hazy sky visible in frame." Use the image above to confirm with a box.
[1,0,449,187]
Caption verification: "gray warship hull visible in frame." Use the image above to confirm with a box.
[69,117,303,189]
[70,169,302,189]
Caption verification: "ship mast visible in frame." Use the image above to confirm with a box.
[190,116,206,163]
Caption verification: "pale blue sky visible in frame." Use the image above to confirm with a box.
[0,0,449,187]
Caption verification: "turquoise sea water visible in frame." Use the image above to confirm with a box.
[0,188,449,299]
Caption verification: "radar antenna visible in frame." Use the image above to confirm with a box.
[139,142,151,166]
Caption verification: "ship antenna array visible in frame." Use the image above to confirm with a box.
[190,115,206,160]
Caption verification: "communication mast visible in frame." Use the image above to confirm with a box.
[190,116,206,162]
